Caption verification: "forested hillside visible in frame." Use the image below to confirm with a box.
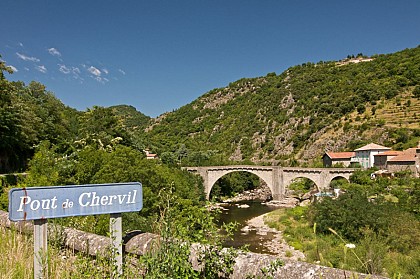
[0,58,150,173]
[1,47,419,172]
[143,46,420,166]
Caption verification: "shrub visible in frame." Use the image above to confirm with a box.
[309,189,395,242]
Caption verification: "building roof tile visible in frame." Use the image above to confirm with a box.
[388,148,417,162]
[355,143,391,151]
[388,154,416,162]
[325,152,355,159]
[374,150,403,156]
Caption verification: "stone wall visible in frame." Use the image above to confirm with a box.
[387,161,416,175]
[0,210,387,279]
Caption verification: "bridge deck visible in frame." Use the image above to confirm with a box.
[185,165,356,172]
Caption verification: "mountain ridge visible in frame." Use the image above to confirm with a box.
[142,46,420,166]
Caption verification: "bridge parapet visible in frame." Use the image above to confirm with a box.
[282,167,356,172]
[326,168,357,173]
[185,165,274,171]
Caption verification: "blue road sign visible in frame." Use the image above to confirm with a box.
[8,182,142,221]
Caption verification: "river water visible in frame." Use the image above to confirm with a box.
[217,201,279,254]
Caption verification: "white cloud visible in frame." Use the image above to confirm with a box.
[9,65,18,72]
[18,42,24,47]
[93,76,104,83]
[72,67,83,81]
[59,64,71,74]
[24,67,29,71]
[72,67,81,74]
[102,68,109,75]
[88,66,101,77]
[86,66,110,83]
[16,52,40,62]
[58,64,83,80]
[35,65,47,73]
[48,48,61,57]
[118,69,126,75]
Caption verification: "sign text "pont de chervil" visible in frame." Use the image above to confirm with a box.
[8,182,143,221]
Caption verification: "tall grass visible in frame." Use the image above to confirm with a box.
[0,226,33,278]
[0,226,84,278]
[0,226,137,279]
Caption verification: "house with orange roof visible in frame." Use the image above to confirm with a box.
[322,152,355,167]
[351,143,391,169]
[322,142,420,177]
[386,147,420,177]
[374,150,403,169]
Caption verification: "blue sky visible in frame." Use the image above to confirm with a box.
[1,1,419,117]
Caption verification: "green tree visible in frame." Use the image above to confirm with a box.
[309,189,393,242]
[25,142,206,234]
[79,106,130,148]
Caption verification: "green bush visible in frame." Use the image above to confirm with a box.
[309,189,398,242]
[24,142,206,235]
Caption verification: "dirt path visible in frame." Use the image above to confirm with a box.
[244,213,305,261]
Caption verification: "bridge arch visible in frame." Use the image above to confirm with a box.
[326,175,351,189]
[207,169,273,200]
[285,176,319,195]
[282,169,327,193]
[185,166,277,200]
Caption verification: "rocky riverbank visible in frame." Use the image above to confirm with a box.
[243,213,305,261]
[222,184,272,203]
[220,183,315,207]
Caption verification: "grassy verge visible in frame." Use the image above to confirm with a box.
[264,206,420,279]
[0,226,90,278]
[0,226,143,278]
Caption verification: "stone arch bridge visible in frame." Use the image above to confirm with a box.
[184,166,355,200]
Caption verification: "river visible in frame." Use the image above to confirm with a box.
[217,201,279,254]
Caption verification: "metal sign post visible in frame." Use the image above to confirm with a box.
[34,219,48,279]
[110,213,123,277]
[8,182,143,279]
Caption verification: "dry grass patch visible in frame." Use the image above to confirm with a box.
[0,227,90,279]
[0,226,33,278]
